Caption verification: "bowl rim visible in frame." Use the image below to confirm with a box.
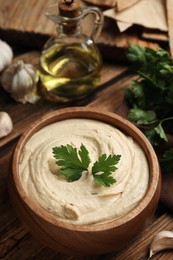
[12,106,160,231]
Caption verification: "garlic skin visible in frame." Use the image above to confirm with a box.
[0,112,13,139]
[1,60,40,104]
[149,230,173,258]
[0,39,13,72]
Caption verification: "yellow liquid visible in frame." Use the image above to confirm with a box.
[40,41,102,101]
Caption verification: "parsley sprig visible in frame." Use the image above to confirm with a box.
[92,154,121,187]
[125,44,173,173]
[52,144,121,187]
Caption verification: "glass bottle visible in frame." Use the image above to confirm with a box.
[39,0,104,102]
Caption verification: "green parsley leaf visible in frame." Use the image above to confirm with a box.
[154,122,168,142]
[126,44,146,65]
[52,144,121,187]
[125,80,147,109]
[52,144,91,181]
[92,154,121,187]
[93,173,116,187]
[125,44,173,127]
[78,143,91,169]
[144,128,162,146]
[154,117,173,142]
[127,108,157,125]
[125,44,173,174]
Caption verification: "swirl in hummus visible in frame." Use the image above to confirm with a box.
[19,119,149,224]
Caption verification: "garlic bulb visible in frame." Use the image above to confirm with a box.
[149,230,173,258]
[0,112,13,138]
[1,60,40,104]
[0,39,13,72]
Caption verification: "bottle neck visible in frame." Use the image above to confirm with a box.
[57,20,82,36]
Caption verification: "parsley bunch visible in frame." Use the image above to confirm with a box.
[125,44,173,173]
[52,144,121,187]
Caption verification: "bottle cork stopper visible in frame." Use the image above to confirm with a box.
[59,0,80,18]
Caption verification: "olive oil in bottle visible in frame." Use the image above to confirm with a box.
[40,39,102,100]
[39,0,104,102]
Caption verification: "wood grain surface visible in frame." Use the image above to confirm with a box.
[0,50,173,259]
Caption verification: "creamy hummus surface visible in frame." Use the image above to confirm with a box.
[19,119,149,224]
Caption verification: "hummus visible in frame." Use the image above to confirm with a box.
[19,119,149,224]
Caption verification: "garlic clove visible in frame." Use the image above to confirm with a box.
[1,60,40,104]
[25,64,39,82]
[0,39,13,72]
[0,112,13,139]
[14,68,33,93]
[149,230,173,258]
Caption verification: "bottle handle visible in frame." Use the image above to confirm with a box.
[82,7,104,41]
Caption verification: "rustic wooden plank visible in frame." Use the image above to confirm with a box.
[89,73,135,112]
[142,28,168,42]
[0,216,28,259]
[0,0,55,34]
[114,213,173,259]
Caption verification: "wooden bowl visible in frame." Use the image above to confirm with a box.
[9,107,161,256]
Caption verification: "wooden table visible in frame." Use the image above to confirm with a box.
[1,49,173,260]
